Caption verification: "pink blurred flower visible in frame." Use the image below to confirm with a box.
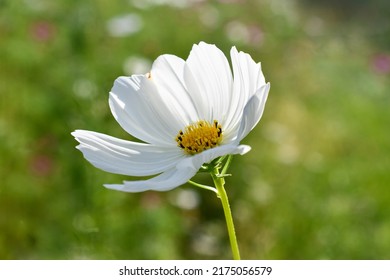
[30,21,56,42]
[30,155,54,177]
[371,53,390,74]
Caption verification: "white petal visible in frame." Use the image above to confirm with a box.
[236,83,270,143]
[150,54,199,125]
[178,144,251,171]
[184,42,233,122]
[225,47,267,136]
[103,143,251,193]
[71,130,183,176]
[104,167,197,193]
[109,75,177,146]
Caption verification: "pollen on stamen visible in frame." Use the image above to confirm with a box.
[175,120,223,155]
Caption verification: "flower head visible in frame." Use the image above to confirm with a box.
[72,42,270,192]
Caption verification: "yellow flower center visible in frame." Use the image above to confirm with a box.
[176,120,223,155]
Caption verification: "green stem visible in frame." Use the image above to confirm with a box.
[221,155,233,176]
[188,180,217,194]
[211,169,241,260]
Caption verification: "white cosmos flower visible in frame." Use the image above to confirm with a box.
[71,42,270,193]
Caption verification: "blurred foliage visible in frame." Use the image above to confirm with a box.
[1,0,389,259]
[299,0,390,50]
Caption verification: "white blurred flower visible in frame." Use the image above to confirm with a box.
[132,0,204,9]
[106,14,143,37]
[198,5,220,28]
[73,79,97,99]
[72,42,270,192]
[169,189,200,210]
[123,56,152,76]
[225,21,250,44]
[225,21,264,46]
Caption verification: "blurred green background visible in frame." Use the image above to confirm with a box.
[1,0,390,259]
